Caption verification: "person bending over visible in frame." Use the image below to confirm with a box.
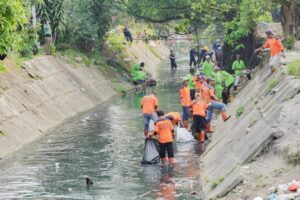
[150,110,175,165]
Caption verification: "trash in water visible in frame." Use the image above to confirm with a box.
[86,177,94,185]
[252,197,263,200]
[141,138,160,165]
[176,127,196,143]
[268,180,300,200]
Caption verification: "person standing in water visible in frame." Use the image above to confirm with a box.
[189,48,197,67]
[180,80,191,129]
[141,93,159,137]
[150,110,175,165]
[169,50,177,69]
[191,93,208,143]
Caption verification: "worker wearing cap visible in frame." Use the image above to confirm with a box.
[180,80,191,129]
[201,78,231,133]
[232,54,247,91]
[255,30,285,75]
[150,110,175,165]
[164,112,182,127]
[193,73,206,93]
[141,93,159,137]
[203,55,214,78]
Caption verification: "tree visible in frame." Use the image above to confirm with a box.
[60,0,111,53]
[36,0,65,42]
[0,0,29,55]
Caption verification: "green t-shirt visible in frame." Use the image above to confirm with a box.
[232,60,246,76]
[131,64,140,73]
[187,73,196,90]
[133,71,146,81]
[43,24,52,36]
[221,71,234,87]
[203,61,213,78]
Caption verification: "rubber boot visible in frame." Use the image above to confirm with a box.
[247,73,251,80]
[271,67,276,75]
[144,130,148,137]
[222,112,231,122]
[169,157,174,165]
[197,131,205,143]
[207,123,214,133]
[183,120,189,129]
[161,157,167,164]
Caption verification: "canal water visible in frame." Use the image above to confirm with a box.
[0,49,204,199]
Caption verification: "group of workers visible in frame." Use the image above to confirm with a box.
[139,30,285,165]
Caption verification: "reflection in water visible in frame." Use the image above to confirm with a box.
[0,46,204,199]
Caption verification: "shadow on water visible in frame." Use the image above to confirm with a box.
[0,45,206,199]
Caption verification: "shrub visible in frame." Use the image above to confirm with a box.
[287,58,300,78]
[107,33,126,53]
[50,43,57,54]
[282,36,296,50]
[211,177,224,189]
[235,105,245,118]
[268,79,279,92]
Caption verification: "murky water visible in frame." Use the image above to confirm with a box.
[0,49,204,199]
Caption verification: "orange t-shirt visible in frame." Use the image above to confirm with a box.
[141,95,158,114]
[193,76,203,90]
[165,112,181,124]
[191,100,208,117]
[154,119,174,143]
[263,38,284,57]
[200,83,215,103]
[180,87,191,106]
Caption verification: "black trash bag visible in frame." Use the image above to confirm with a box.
[141,138,160,165]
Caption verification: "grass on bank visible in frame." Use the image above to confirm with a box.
[235,105,245,118]
[287,58,300,78]
[211,176,224,189]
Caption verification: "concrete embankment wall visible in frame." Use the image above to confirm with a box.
[201,54,300,199]
[0,41,169,159]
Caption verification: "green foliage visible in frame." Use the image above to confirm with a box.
[107,33,126,53]
[286,150,300,166]
[211,176,224,189]
[59,0,111,53]
[0,62,7,73]
[49,43,57,54]
[235,105,245,118]
[287,58,300,78]
[0,130,5,136]
[268,79,279,92]
[19,25,39,57]
[36,0,65,41]
[0,0,29,54]
[282,36,296,50]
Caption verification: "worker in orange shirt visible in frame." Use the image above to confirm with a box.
[193,73,206,93]
[201,78,231,133]
[150,110,175,165]
[191,93,208,142]
[255,30,285,74]
[180,80,191,129]
[164,112,182,127]
[141,93,159,137]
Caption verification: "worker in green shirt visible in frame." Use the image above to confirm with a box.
[232,54,246,91]
[203,55,214,78]
[187,68,196,100]
[220,69,234,104]
[133,68,146,84]
[131,62,144,77]
[212,66,224,100]
[43,20,52,55]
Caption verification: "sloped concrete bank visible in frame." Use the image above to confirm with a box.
[201,53,300,199]
[0,41,169,159]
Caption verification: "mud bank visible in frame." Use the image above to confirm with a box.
[0,41,169,159]
[201,52,300,199]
